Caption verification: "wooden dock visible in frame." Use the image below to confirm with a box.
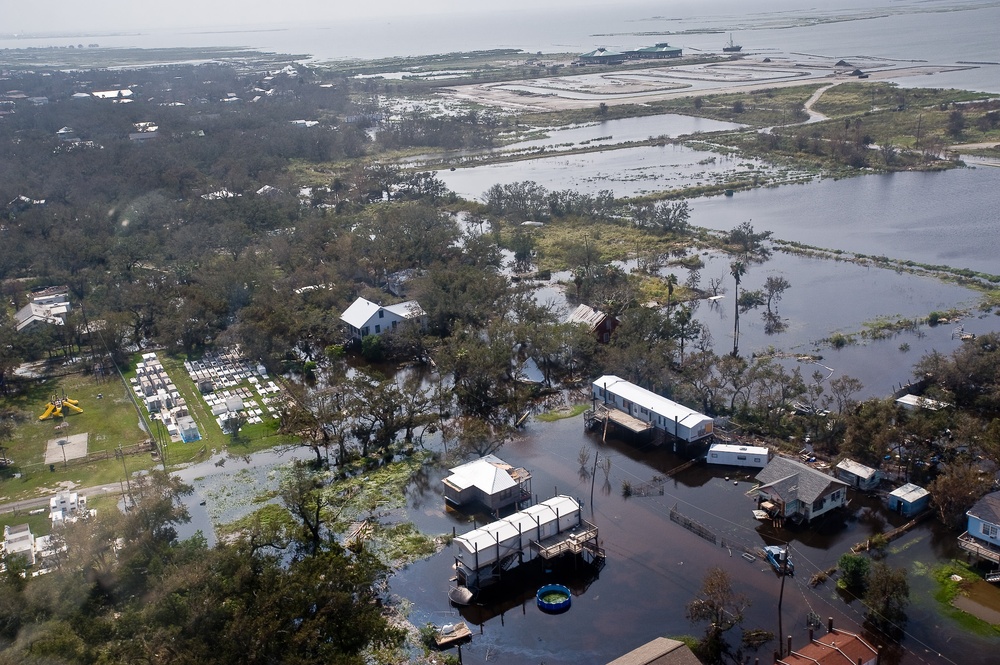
[434,622,472,648]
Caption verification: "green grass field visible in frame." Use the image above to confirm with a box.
[1,352,302,504]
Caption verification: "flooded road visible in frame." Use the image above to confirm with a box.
[391,415,989,665]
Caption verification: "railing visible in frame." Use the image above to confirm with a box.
[958,532,1000,564]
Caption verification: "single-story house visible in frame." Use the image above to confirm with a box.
[888,483,930,516]
[777,619,878,665]
[340,297,427,341]
[442,454,531,514]
[835,458,881,490]
[707,443,770,468]
[958,490,1000,564]
[896,394,950,411]
[14,286,70,333]
[592,375,713,443]
[567,304,619,343]
[755,457,849,523]
[605,637,701,665]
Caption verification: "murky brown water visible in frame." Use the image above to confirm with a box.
[392,415,996,665]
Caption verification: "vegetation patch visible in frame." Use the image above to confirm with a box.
[536,404,588,422]
[930,561,1000,636]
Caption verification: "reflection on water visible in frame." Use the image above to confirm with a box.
[393,415,994,665]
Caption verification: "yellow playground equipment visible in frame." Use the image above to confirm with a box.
[39,395,84,420]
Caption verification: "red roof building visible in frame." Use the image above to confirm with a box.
[777,620,878,665]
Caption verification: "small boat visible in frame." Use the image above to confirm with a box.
[448,586,474,606]
[723,34,743,53]
[764,545,794,576]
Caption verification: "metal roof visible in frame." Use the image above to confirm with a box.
[835,458,878,480]
[340,297,425,329]
[454,496,579,558]
[567,304,608,331]
[709,443,770,456]
[444,455,517,494]
[593,375,710,427]
[889,483,929,503]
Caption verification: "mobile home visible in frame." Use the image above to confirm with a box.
[707,443,770,468]
[591,375,713,443]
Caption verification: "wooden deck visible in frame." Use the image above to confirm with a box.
[434,622,472,648]
[533,522,603,560]
[586,405,652,434]
[959,532,1000,564]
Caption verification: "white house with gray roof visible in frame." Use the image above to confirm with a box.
[340,297,426,341]
[755,456,848,524]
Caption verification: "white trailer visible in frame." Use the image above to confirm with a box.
[706,443,770,468]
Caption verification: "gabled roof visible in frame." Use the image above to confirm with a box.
[968,491,1000,525]
[779,628,878,665]
[606,636,701,665]
[340,297,424,329]
[567,304,608,331]
[454,495,579,560]
[756,456,847,504]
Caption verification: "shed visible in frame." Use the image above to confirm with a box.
[888,483,930,516]
[835,458,881,490]
[707,443,770,468]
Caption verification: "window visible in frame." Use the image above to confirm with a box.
[640,407,648,415]
[983,523,999,539]
[710,453,718,458]
[378,309,384,318]
[375,324,381,334]
[392,320,397,330]
[753,457,761,463]
[737,455,747,461]
[362,326,369,336]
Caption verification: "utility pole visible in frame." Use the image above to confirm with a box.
[915,114,922,150]
[777,546,788,657]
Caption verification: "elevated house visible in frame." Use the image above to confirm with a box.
[567,304,619,343]
[452,495,603,593]
[958,490,1000,565]
[835,458,881,491]
[776,618,878,665]
[755,457,848,524]
[442,454,532,515]
[339,296,426,341]
[589,375,713,447]
[888,483,930,516]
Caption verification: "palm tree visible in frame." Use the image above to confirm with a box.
[665,273,678,310]
[730,260,747,356]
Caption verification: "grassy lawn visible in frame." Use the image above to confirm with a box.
[0,352,303,505]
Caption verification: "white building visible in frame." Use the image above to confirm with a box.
[591,375,713,443]
[49,492,87,525]
[3,524,36,565]
[14,286,70,333]
[835,458,881,491]
[340,297,427,341]
[442,454,531,514]
[707,443,770,468]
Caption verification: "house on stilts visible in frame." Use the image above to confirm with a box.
[451,495,604,597]
[586,375,713,451]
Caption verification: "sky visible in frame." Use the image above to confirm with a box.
[3,0,607,34]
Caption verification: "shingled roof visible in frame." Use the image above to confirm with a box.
[756,456,847,504]
[968,491,1000,526]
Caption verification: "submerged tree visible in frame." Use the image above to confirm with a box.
[686,567,751,663]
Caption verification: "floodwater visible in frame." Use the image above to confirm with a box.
[390,415,991,665]
[440,142,778,200]
[501,115,747,153]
